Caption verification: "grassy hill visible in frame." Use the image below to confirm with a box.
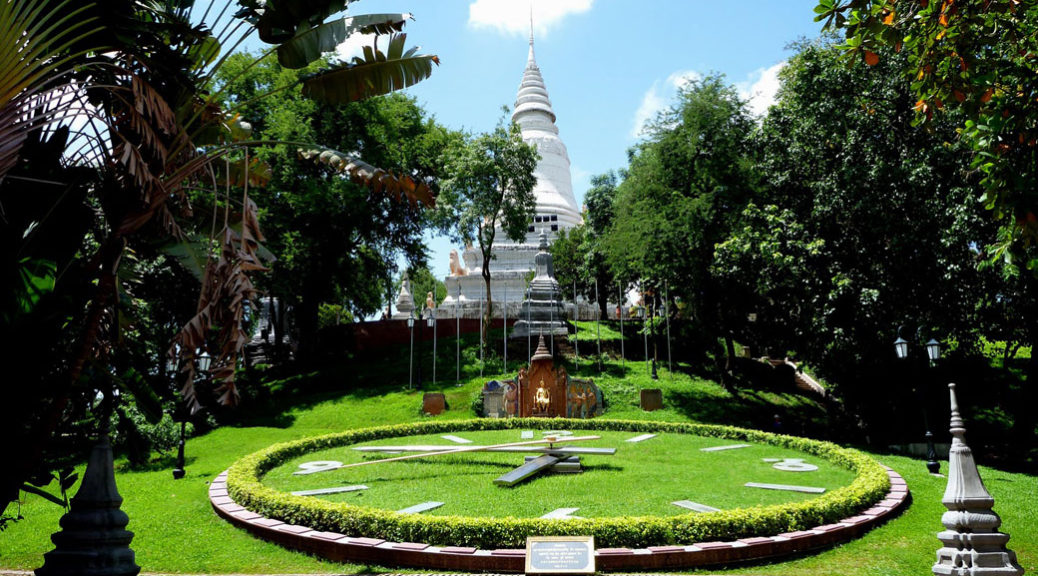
[2,335,1035,575]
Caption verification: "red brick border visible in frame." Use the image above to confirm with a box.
[210,467,908,572]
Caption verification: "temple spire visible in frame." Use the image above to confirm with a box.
[528,3,535,62]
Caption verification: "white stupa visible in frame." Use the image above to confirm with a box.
[441,23,582,318]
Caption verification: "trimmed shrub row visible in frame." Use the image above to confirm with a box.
[225,418,890,549]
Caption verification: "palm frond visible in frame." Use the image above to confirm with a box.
[277,13,411,69]
[0,0,102,181]
[301,32,438,103]
[298,146,434,208]
[235,0,349,44]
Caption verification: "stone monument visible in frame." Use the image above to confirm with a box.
[481,380,506,418]
[392,272,415,320]
[509,336,602,419]
[933,383,1022,576]
[36,428,140,576]
[510,229,569,338]
[480,379,519,418]
[519,336,566,417]
[442,24,584,318]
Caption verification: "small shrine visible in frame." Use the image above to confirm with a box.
[481,335,602,419]
[510,230,569,338]
[391,271,415,320]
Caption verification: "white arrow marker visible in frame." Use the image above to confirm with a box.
[541,507,582,520]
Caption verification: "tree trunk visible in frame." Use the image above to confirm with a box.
[722,332,737,387]
[482,256,492,351]
[296,285,320,365]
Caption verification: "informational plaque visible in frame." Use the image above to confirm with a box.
[524,536,595,575]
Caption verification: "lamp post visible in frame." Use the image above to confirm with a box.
[455,285,461,387]
[573,280,579,363]
[417,309,426,389]
[503,284,507,373]
[651,304,660,380]
[407,312,415,389]
[894,327,941,474]
[618,283,625,369]
[640,305,649,375]
[428,310,437,386]
[173,352,210,479]
[664,281,673,374]
[594,278,602,373]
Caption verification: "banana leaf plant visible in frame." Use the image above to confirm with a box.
[1,0,440,513]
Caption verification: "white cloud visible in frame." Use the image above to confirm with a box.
[570,164,591,206]
[630,70,700,139]
[468,0,593,37]
[736,61,786,118]
[336,33,379,62]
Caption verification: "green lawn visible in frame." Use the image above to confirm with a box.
[2,353,1036,575]
[569,319,626,342]
[264,430,857,518]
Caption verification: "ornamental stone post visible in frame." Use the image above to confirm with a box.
[933,383,1022,576]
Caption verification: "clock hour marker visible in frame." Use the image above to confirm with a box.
[291,485,368,496]
[397,501,444,514]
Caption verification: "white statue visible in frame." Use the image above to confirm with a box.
[449,249,468,276]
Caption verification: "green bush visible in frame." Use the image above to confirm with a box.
[226,419,890,549]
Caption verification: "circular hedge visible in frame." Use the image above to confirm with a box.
[225,418,890,549]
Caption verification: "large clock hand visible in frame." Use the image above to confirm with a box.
[292,435,601,475]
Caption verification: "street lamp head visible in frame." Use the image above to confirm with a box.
[926,338,941,362]
[427,314,434,327]
[894,336,909,360]
[407,313,414,328]
[197,351,212,372]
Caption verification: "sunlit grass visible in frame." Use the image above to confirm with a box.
[2,348,1036,575]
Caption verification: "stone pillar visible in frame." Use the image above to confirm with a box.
[36,433,140,576]
[510,230,569,338]
[932,383,1022,576]
[392,272,414,320]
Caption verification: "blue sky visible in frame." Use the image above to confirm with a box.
[249,1,826,280]
[354,0,826,280]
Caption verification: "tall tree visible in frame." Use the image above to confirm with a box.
[437,117,538,348]
[578,172,621,318]
[814,0,1038,260]
[1,0,439,522]
[814,0,1038,447]
[729,38,991,441]
[603,75,758,378]
[216,54,453,360]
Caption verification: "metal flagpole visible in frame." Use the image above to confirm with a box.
[503,283,507,373]
[643,283,649,374]
[665,280,673,374]
[573,280,579,364]
[479,283,484,378]
[526,277,532,364]
[618,283,625,369]
[408,311,415,389]
[549,284,555,356]
[594,278,602,372]
[409,292,416,389]
[456,284,461,386]
[432,310,437,386]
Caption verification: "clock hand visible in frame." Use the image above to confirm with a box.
[321,435,601,473]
